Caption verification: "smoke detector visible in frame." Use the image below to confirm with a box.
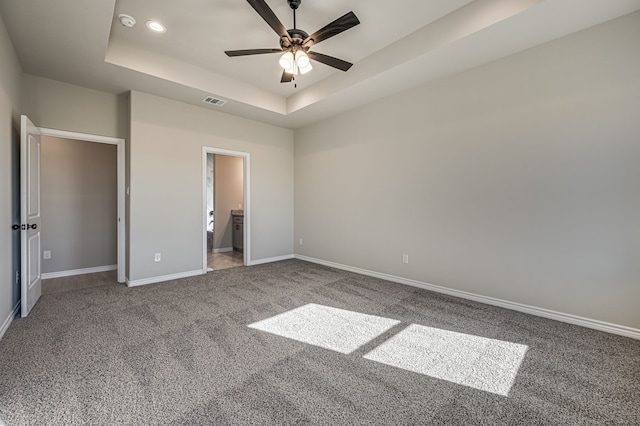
[119,14,136,28]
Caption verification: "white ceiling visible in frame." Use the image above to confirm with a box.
[1,0,639,129]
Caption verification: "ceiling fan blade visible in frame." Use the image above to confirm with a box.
[303,11,360,47]
[247,0,291,41]
[225,48,283,57]
[307,51,353,72]
[280,70,294,83]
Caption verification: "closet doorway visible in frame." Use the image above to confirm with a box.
[39,128,125,284]
[202,147,249,271]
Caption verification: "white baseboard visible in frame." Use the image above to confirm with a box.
[295,255,640,340]
[126,269,204,287]
[0,302,20,342]
[42,264,117,280]
[247,254,294,266]
[213,247,233,253]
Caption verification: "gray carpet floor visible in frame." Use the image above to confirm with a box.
[0,259,638,425]
[42,270,118,295]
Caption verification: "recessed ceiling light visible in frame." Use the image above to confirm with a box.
[145,20,166,33]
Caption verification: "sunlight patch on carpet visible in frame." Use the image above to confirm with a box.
[249,304,528,396]
[247,303,401,354]
[364,324,528,396]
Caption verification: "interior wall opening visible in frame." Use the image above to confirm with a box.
[37,128,126,286]
[39,135,118,293]
[205,151,245,272]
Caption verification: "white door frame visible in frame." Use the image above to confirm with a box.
[40,128,126,283]
[202,146,250,271]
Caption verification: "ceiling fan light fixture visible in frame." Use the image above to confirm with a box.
[295,50,310,68]
[279,51,294,71]
[298,62,312,74]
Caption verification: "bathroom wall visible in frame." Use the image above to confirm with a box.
[214,155,243,250]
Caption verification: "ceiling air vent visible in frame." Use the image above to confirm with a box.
[202,96,227,107]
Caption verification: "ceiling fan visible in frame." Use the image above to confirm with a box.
[225,0,360,84]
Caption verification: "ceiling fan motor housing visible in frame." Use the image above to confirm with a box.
[280,29,309,50]
[288,0,301,10]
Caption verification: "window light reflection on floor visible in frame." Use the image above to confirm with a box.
[364,324,528,396]
[248,303,400,354]
[248,303,528,396]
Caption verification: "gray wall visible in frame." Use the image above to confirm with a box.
[41,136,117,273]
[22,74,127,139]
[214,155,243,250]
[0,13,22,331]
[21,73,129,278]
[129,91,293,282]
[294,12,640,329]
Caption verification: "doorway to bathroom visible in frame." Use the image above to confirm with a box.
[203,147,249,271]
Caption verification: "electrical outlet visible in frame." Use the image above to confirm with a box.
[402,254,409,264]
[43,250,51,260]
[154,253,161,262]
[299,238,303,246]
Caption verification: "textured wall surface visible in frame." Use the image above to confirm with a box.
[294,13,640,329]
[129,91,293,281]
[0,13,22,332]
[41,136,117,273]
[22,74,127,139]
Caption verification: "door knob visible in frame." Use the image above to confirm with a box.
[13,224,38,230]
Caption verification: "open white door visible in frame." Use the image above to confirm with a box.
[20,115,42,317]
